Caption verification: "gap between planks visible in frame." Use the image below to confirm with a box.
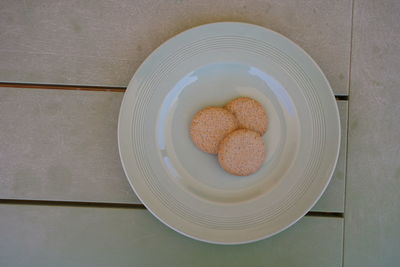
[0,82,125,92]
[0,199,343,218]
[0,82,349,100]
[0,199,146,209]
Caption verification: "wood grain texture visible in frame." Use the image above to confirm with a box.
[0,205,343,267]
[0,0,352,94]
[0,87,139,203]
[344,0,400,266]
[0,87,347,213]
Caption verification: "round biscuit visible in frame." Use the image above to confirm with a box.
[218,129,265,176]
[225,97,268,135]
[190,107,238,154]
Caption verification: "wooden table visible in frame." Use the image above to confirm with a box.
[0,1,398,266]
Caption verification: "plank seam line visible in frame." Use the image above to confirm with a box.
[0,82,349,99]
[0,199,344,218]
[342,0,356,265]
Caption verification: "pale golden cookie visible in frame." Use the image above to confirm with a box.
[225,97,268,135]
[190,107,238,154]
[218,129,265,176]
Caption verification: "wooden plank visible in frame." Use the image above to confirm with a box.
[0,0,352,95]
[0,205,343,267]
[344,0,400,266]
[0,87,347,212]
[0,87,346,211]
[0,87,139,203]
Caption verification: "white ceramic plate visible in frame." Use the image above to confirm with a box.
[118,22,340,244]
